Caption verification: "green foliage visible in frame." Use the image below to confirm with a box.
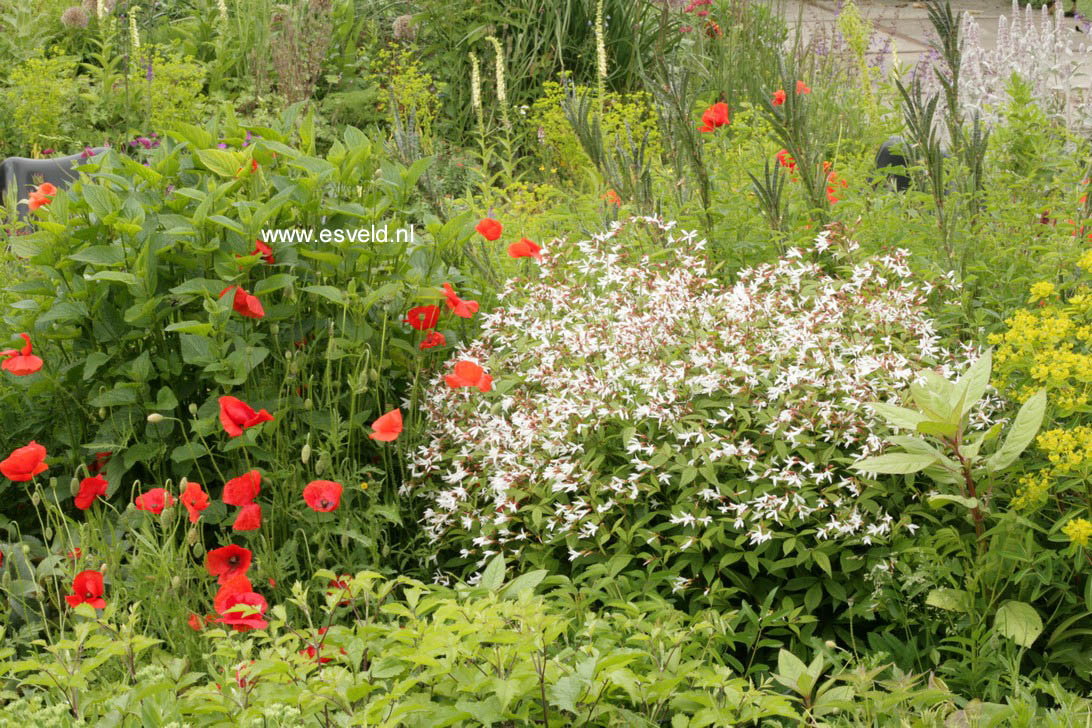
[130,48,208,132]
[3,51,82,153]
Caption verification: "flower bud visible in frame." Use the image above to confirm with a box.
[99,407,107,419]
[99,562,107,575]
[315,451,330,476]
[270,323,279,336]
[304,398,313,410]
[192,541,205,559]
[147,412,165,424]
[159,506,175,528]
[31,492,40,507]
[171,575,181,590]
[189,403,198,416]
[301,443,312,465]
[43,526,52,541]
[70,477,80,497]
[187,528,198,546]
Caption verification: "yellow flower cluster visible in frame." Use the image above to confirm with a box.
[1011,470,1051,510]
[1028,280,1056,303]
[1063,517,1092,547]
[1036,426,1092,473]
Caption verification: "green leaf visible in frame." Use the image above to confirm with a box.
[926,587,971,612]
[851,453,937,474]
[68,245,125,267]
[85,271,137,285]
[867,402,927,430]
[165,320,214,335]
[995,600,1042,647]
[916,420,958,439]
[774,649,811,696]
[195,149,243,178]
[954,349,992,418]
[209,215,244,234]
[501,569,548,599]
[986,389,1046,473]
[927,494,979,510]
[303,285,349,306]
[81,183,119,219]
[479,554,505,591]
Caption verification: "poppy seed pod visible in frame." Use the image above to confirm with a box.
[192,541,204,559]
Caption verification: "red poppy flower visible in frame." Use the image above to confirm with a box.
[187,612,204,631]
[776,149,796,173]
[219,286,265,319]
[826,169,847,204]
[134,487,174,514]
[303,480,343,512]
[698,102,730,133]
[442,283,479,319]
[74,475,108,510]
[301,628,346,663]
[65,569,105,609]
[508,238,543,261]
[232,503,262,531]
[1,441,48,481]
[420,331,446,350]
[796,80,811,95]
[326,576,352,606]
[223,470,261,506]
[369,408,402,442]
[218,396,274,437]
[214,573,253,613]
[206,544,253,584]
[28,182,57,211]
[216,590,269,631]
[252,240,275,264]
[475,217,503,241]
[445,360,493,392]
[602,189,622,207]
[88,451,111,476]
[0,333,43,376]
[180,481,210,523]
[772,89,786,106]
[67,547,82,560]
[405,305,441,331]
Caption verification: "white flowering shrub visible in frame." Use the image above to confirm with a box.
[918,0,1092,135]
[407,216,990,608]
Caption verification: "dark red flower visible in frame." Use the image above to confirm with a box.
[405,305,441,331]
[88,451,111,476]
[326,576,351,606]
[252,240,275,264]
[475,217,503,241]
[1,441,48,481]
[772,89,786,106]
[698,102,730,133]
[216,590,269,631]
[508,238,543,261]
[445,360,493,392]
[180,481,210,523]
[206,544,252,584]
[219,286,265,319]
[303,480,343,512]
[74,476,108,510]
[222,470,261,506]
[65,570,105,609]
[232,503,262,531]
[187,612,204,631]
[134,487,174,514]
[369,408,402,442]
[776,149,796,173]
[442,283,479,319]
[218,396,274,437]
[420,331,446,350]
[0,333,43,376]
[214,573,253,613]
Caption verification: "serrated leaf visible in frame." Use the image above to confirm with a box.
[926,587,971,612]
[986,389,1046,473]
[995,600,1042,647]
[479,554,505,591]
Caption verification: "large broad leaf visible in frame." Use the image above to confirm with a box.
[851,452,938,474]
[927,493,979,510]
[995,600,1042,647]
[195,149,243,178]
[479,554,505,591]
[867,402,927,430]
[926,588,971,613]
[986,389,1046,473]
[954,349,992,418]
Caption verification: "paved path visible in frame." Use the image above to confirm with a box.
[767,0,1091,72]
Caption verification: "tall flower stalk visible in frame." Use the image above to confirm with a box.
[485,36,509,132]
[595,0,608,118]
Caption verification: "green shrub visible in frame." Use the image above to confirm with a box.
[3,51,83,153]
